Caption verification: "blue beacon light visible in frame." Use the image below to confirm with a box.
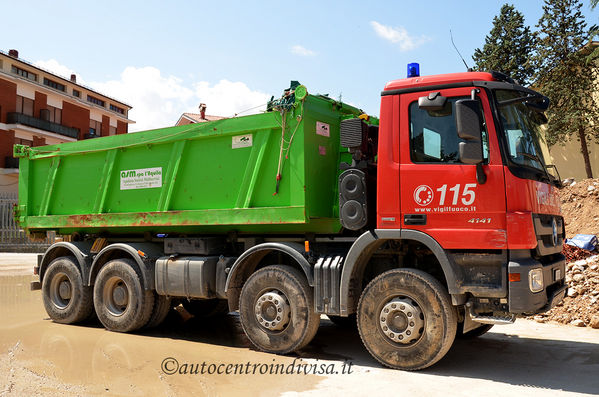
[407,63,420,78]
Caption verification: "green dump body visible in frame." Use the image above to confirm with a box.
[15,89,376,236]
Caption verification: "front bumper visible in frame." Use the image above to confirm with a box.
[508,250,566,314]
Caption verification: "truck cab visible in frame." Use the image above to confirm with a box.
[376,71,565,316]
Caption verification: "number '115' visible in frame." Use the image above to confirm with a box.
[436,184,477,206]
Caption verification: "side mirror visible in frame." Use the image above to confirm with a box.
[456,99,483,164]
[459,141,483,165]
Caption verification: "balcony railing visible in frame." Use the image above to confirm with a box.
[7,112,79,139]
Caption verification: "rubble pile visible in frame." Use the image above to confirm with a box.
[533,254,599,328]
[530,179,599,328]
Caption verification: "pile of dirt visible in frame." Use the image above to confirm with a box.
[530,179,599,328]
[559,178,599,238]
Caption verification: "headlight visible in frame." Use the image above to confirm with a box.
[529,269,544,293]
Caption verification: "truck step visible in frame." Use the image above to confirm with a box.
[468,306,516,325]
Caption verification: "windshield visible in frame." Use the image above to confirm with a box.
[495,89,550,173]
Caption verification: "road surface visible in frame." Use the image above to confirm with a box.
[0,254,597,396]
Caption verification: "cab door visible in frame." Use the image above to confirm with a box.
[399,87,507,250]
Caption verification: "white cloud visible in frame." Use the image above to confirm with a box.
[193,80,270,118]
[291,45,316,57]
[90,66,196,131]
[370,21,430,51]
[35,60,271,132]
[34,59,86,84]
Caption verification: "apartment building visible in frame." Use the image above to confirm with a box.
[0,49,133,192]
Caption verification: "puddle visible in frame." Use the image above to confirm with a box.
[0,274,323,396]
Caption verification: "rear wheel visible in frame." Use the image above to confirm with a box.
[239,265,320,354]
[144,294,172,329]
[357,268,457,370]
[42,257,93,324]
[93,259,154,333]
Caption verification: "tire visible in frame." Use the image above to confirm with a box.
[42,256,93,324]
[182,299,229,317]
[357,268,457,370]
[327,314,357,328]
[239,265,320,354]
[457,322,494,339]
[144,294,172,329]
[93,259,154,333]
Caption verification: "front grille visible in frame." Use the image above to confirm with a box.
[532,214,564,256]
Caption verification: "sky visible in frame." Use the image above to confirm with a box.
[5,1,598,132]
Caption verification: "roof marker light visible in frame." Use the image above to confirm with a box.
[407,63,420,78]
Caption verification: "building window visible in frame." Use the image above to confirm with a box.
[15,138,33,147]
[47,105,62,124]
[73,89,80,98]
[43,77,66,92]
[109,104,125,115]
[90,120,102,136]
[87,95,105,107]
[11,65,37,81]
[16,96,34,117]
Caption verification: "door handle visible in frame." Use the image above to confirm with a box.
[404,214,427,225]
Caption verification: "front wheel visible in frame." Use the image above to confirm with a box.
[239,265,320,354]
[357,268,457,370]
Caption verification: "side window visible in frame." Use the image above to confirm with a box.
[409,97,488,163]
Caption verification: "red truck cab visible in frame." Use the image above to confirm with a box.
[373,71,565,315]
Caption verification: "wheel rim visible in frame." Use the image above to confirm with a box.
[254,290,291,331]
[102,276,129,316]
[378,296,424,345]
[49,272,72,310]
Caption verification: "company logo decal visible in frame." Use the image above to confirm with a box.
[232,134,253,149]
[120,167,162,190]
[412,183,478,213]
[413,185,434,206]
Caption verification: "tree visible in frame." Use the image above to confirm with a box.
[534,0,599,178]
[472,4,536,85]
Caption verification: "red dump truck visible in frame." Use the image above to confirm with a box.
[19,68,566,370]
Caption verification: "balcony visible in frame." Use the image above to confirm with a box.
[7,112,79,139]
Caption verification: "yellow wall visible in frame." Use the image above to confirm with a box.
[549,139,599,180]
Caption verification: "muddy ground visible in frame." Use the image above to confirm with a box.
[1,256,598,397]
